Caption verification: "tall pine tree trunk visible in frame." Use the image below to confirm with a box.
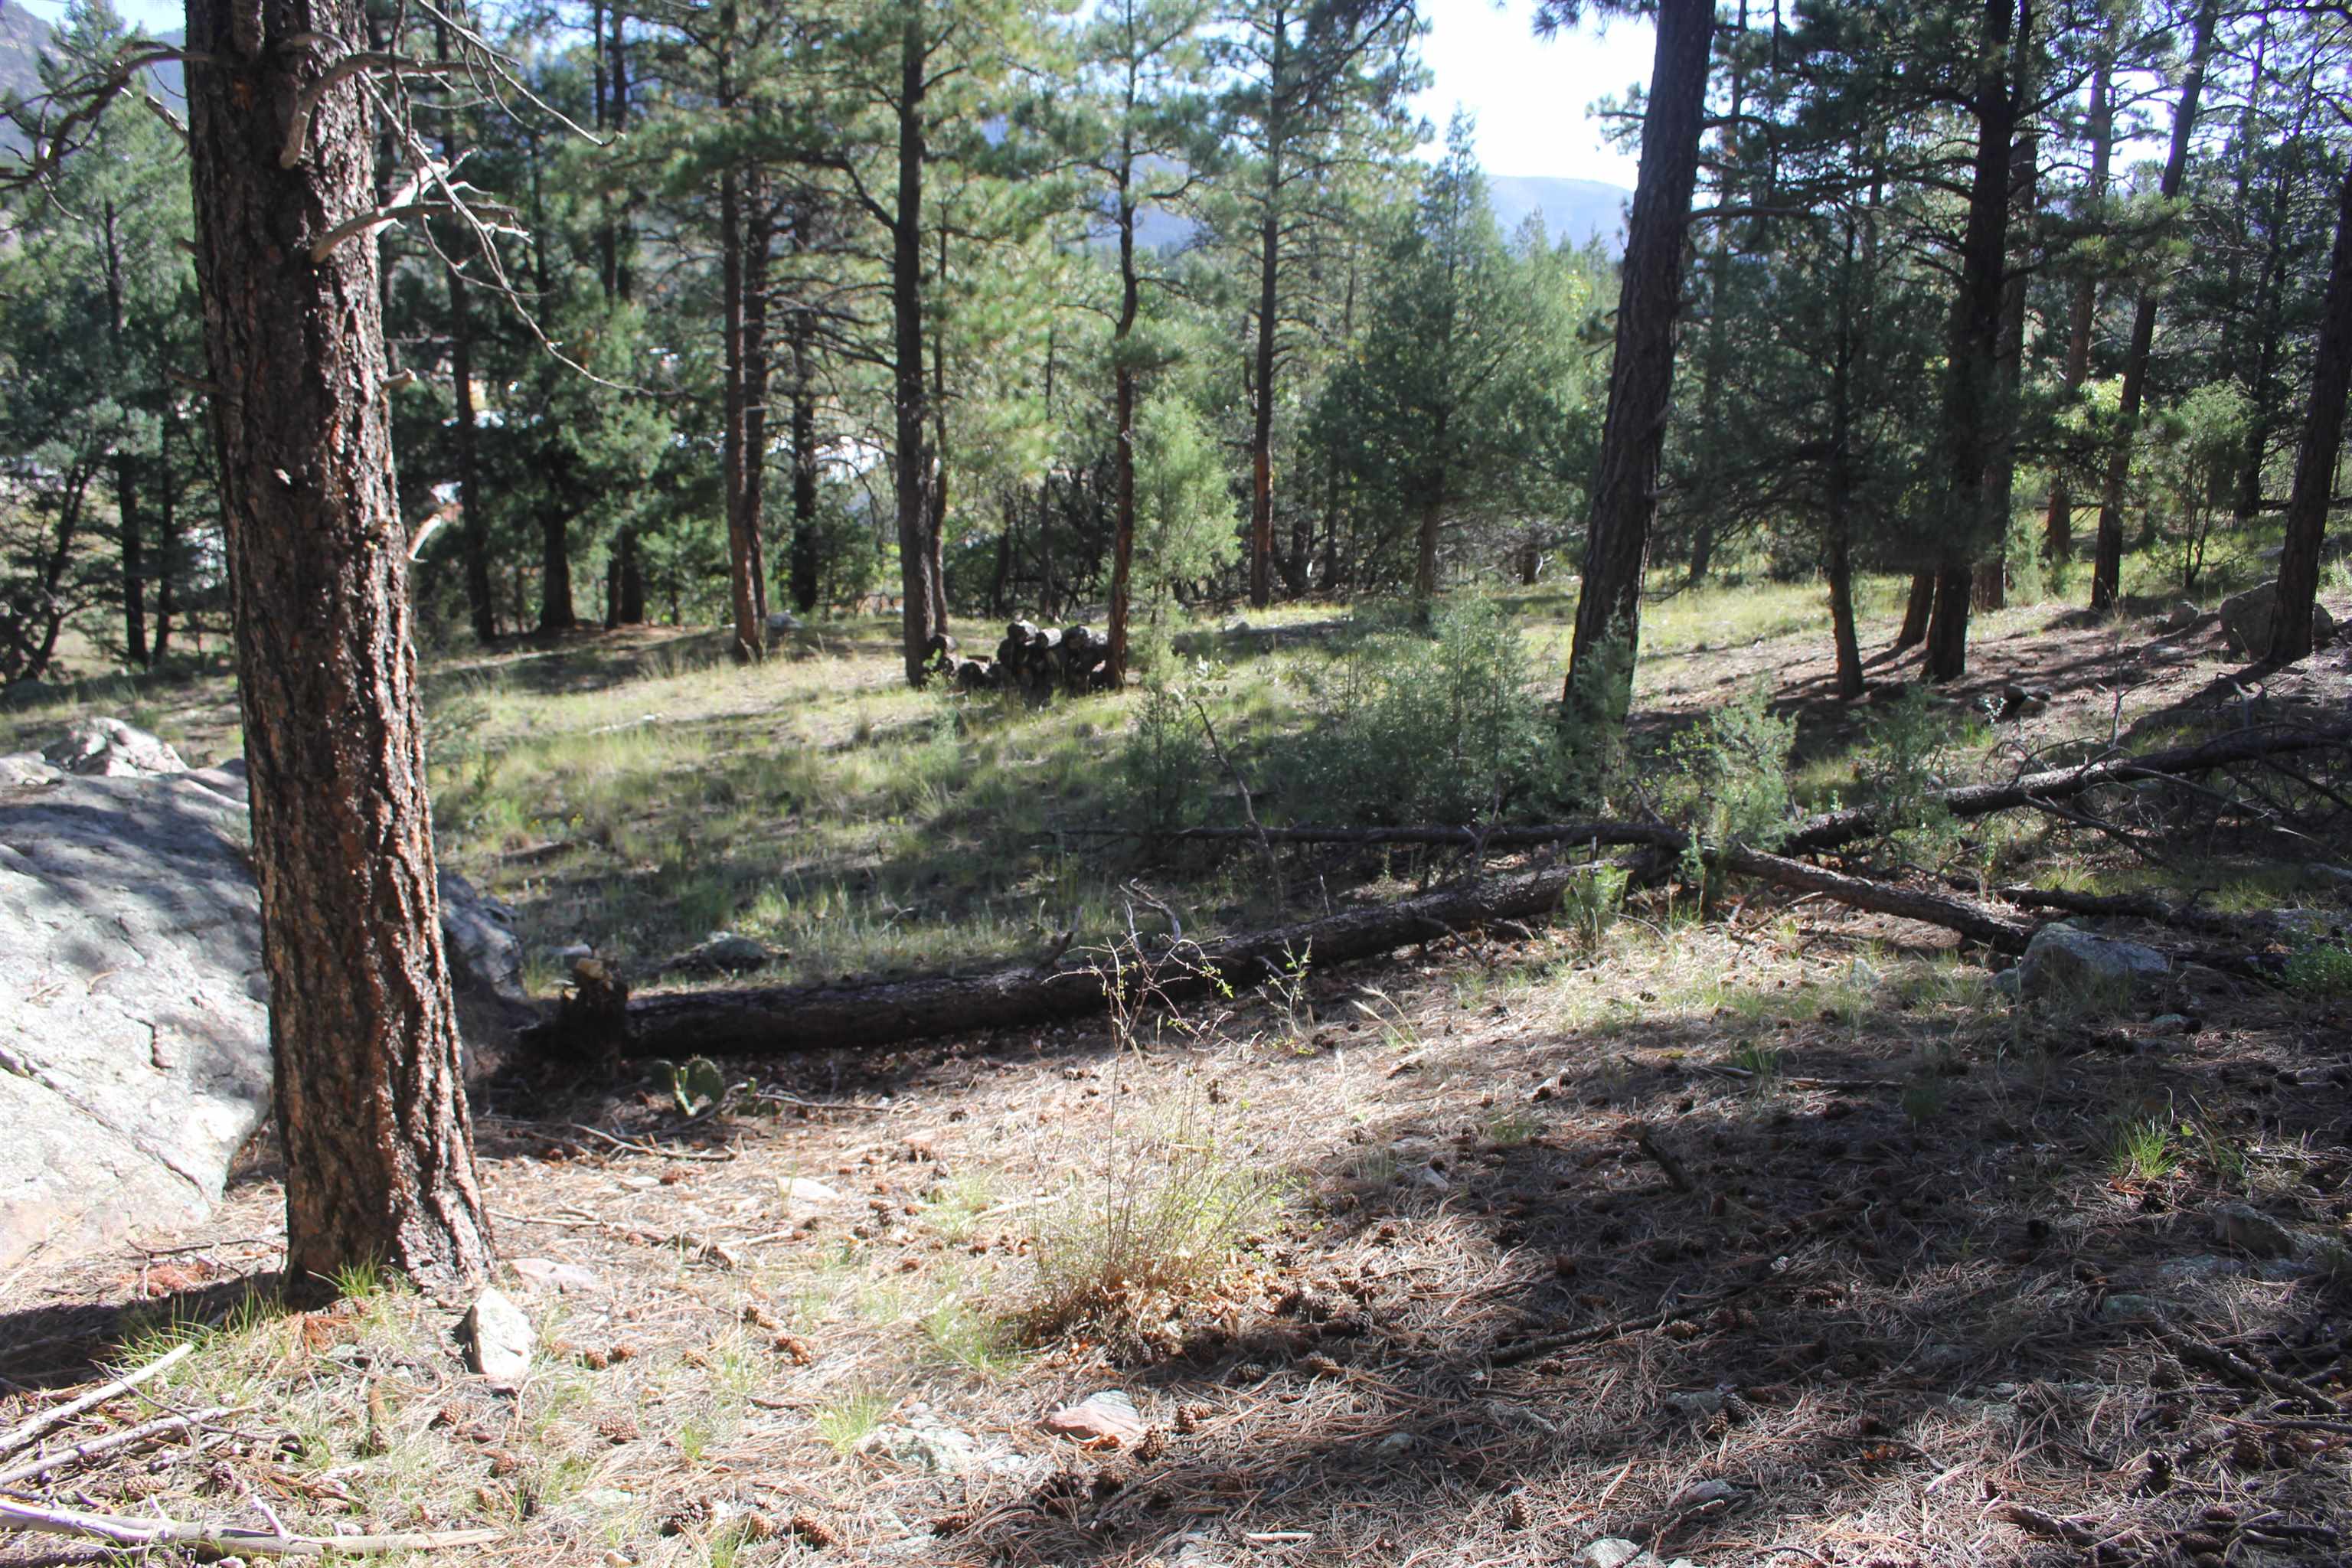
[789,307,822,615]
[1106,154,1140,687]
[1923,0,2024,683]
[2269,156,2352,665]
[2045,49,2110,567]
[1563,0,1712,723]
[152,417,178,660]
[1248,149,1281,610]
[185,0,492,1298]
[2089,0,2216,612]
[893,8,942,684]
[101,198,149,667]
[1975,123,2039,612]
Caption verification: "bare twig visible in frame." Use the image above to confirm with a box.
[0,1497,499,1557]
[1188,694,1285,908]
[0,1344,189,1457]
[1489,1270,1766,1367]
[1629,1122,1696,1194]
[566,1122,735,1163]
[1988,1502,2100,1547]
[0,1406,231,1488]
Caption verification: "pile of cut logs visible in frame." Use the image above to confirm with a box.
[926,620,1112,697]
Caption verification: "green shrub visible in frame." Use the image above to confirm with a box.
[2285,937,2352,999]
[1659,681,1796,853]
[1562,861,1629,948]
[1285,596,1568,824]
[1118,680,1213,837]
[1854,684,1967,864]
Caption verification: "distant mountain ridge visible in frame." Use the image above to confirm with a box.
[0,0,51,110]
[0,1,183,139]
[1125,170,1631,260]
[1485,173,1631,255]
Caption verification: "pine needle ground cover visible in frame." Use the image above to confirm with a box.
[5,582,2352,1567]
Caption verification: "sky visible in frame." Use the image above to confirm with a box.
[1410,0,1654,188]
[8,0,1657,188]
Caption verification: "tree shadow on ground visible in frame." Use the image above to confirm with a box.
[920,968,2352,1566]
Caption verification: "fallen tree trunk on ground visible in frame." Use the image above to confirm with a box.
[528,832,2032,1061]
[1782,721,2349,854]
[534,860,1609,1061]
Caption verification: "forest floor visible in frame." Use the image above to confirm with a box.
[4,567,2352,1568]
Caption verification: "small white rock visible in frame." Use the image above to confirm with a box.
[510,1257,603,1294]
[462,1286,534,1388]
[1042,1389,1148,1447]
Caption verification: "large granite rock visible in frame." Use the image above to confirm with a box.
[42,715,190,777]
[2220,582,2336,658]
[0,722,530,1269]
[2014,924,2171,1001]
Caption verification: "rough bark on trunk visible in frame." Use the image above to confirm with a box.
[2269,157,2352,665]
[185,0,492,1298]
[719,162,764,664]
[1248,161,1280,610]
[1975,124,2039,614]
[2089,0,2216,613]
[152,422,178,660]
[893,8,942,684]
[1563,0,1713,723]
[2043,49,2110,567]
[789,308,820,615]
[1923,0,2024,682]
[1894,570,1933,649]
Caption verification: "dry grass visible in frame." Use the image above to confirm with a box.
[6,577,2352,1567]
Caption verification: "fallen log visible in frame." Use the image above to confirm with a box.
[533,860,1610,1061]
[1723,845,2030,952]
[528,833,2030,1061]
[1782,721,2350,854]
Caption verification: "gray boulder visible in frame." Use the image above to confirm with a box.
[2016,925,2171,1001]
[2220,582,2336,658]
[664,929,774,975]
[0,729,529,1270]
[43,716,189,777]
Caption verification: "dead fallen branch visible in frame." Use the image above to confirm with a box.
[1782,721,2350,854]
[1988,884,2249,936]
[0,1343,189,1457]
[1076,724,2347,861]
[1722,845,2030,952]
[0,1497,501,1557]
[531,828,2036,1060]
[0,1406,230,1488]
[1988,1501,2102,1548]
[536,859,1610,1061]
[2161,1326,2344,1413]
[1488,1267,1769,1367]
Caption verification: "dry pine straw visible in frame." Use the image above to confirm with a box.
[5,898,2352,1568]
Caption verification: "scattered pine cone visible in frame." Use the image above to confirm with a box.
[789,1511,841,1548]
